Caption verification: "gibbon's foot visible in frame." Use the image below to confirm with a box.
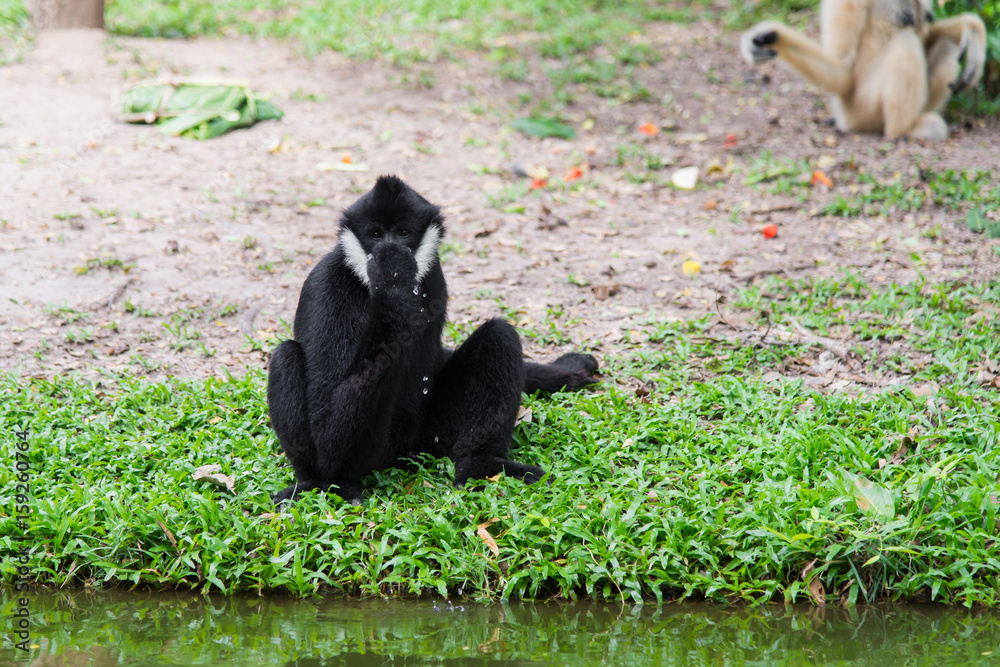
[908,113,948,141]
[524,352,601,393]
[272,480,364,507]
[551,353,600,389]
[740,25,779,63]
[453,457,547,488]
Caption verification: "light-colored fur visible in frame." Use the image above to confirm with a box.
[414,224,442,283]
[741,0,986,140]
[339,223,442,288]
[339,228,371,287]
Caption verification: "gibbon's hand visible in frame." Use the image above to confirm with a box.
[367,242,419,293]
[740,22,781,64]
[951,26,986,92]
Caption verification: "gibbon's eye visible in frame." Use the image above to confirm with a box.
[369,229,383,240]
[398,229,411,238]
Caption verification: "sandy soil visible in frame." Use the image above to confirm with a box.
[2,25,998,382]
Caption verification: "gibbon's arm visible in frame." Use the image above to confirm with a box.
[925,14,987,91]
[339,244,423,393]
[741,20,853,97]
[302,245,422,467]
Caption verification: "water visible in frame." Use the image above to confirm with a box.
[2,589,998,666]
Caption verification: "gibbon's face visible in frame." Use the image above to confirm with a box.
[338,175,444,286]
[896,0,934,33]
[917,0,935,27]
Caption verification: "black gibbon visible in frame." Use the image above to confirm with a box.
[741,0,986,140]
[267,175,599,505]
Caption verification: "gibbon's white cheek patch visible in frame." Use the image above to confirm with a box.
[415,224,442,283]
[339,229,370,287]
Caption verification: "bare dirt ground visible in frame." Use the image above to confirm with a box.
[2,25,998,382]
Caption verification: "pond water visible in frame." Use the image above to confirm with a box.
[1,588,998,666]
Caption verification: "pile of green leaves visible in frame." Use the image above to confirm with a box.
[120,81,283,140]
[1,278,998,605]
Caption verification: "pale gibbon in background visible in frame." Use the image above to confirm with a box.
[741,0,987,140]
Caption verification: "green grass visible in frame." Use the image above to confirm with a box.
[0,0,30,66]
[4,0,998,113]
[2,277,998,605]
[102,0,705,64]
[823,168,998,218]
[100,0,697,113]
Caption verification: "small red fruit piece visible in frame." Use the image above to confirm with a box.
[723,133,737,149]
[762,224,778,239]
[563,167,583,182]
[639,122,659,136]
[811,170,833,188]
[529,177,548,190]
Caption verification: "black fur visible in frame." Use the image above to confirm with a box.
[752,30,779,48]
[268,176,599,506]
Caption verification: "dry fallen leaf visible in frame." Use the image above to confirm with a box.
[591,282,621,300]
[515,405,532,426]
[477,519,500,556]
[808,576,826,606]
[473,220,501,238]
[801,559,826,605]
[674,132,708,144]
[192,464,236,494]
[682,259,701,276]
[154,518,178,549]
[316,162,369,172]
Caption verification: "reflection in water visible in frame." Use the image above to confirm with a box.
[1,589,998,666]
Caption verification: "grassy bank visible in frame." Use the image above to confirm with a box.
[2,277,998,605]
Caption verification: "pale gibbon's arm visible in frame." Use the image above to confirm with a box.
[924,14,987,91]
[741,21,853,97]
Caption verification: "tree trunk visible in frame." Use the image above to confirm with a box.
[27,0,105,30]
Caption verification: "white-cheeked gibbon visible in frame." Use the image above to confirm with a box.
[741,0,987,140]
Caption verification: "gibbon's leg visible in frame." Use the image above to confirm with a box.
[853,30,945,140]
[524,353,599,394]
[268,341,318,493]
[925,14,988,93]
[421,318,544,487]
[268,340,366,505]
[740,20,853,96]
